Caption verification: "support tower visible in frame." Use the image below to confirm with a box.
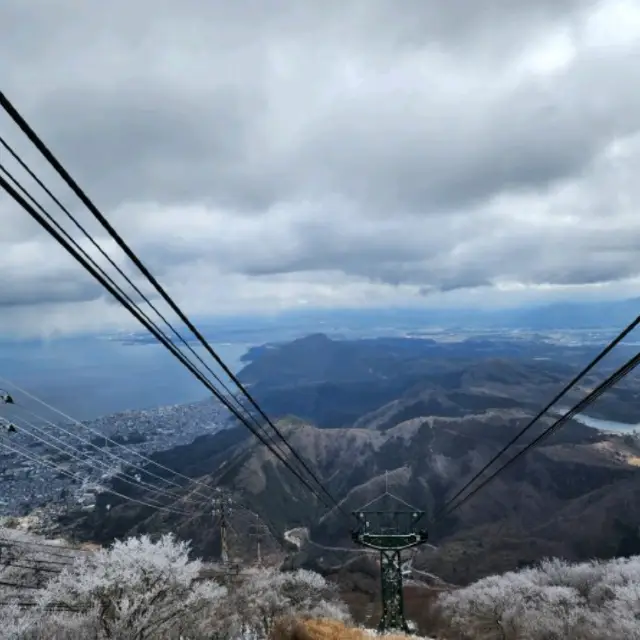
[212,491,233,564]
[351,506,428,633]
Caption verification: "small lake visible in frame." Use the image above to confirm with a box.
[553,406,640,434]
[570,413,640,435]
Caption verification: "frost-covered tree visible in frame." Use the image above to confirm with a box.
[438,555,640,640]
[0,531,353,640]
[4,533,226,640]
[232,567,350,637]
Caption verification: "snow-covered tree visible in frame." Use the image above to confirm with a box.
[438,555,640,640]
[0,531,353,640]
[232,567,350,637]
[3,533,226,640]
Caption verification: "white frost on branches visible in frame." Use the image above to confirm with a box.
[0,532,351,640]
[231,566,350,637]
[438,555,640,639]
[37,534,226,639]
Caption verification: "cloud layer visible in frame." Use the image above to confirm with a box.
[2,0,640,337]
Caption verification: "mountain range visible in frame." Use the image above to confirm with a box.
[59,332,640,588]
[238,332,638,425]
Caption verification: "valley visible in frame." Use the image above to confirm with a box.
[35,330,640,592]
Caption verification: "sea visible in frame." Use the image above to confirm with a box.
[0,309,433,421]
[0,337,256,421]
[1,311,637,429]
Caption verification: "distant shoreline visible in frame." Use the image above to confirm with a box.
[556,410,640,434]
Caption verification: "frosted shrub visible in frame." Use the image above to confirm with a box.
[233,567,350,637]
[4,607,103,640]
[438,555,640,640]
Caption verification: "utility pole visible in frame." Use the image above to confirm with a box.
[212,491,232,565]
[351,504,428,633]
[249,521,270,566]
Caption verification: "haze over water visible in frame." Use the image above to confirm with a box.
[3,305,636,424]
[0,309,429,420]
[0,338,251,421]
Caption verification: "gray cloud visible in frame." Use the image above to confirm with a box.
[1,0,640,337]
[0,277,101,308]
[1,0,606,215]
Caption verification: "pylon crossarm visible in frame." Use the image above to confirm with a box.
[353,532,428,550]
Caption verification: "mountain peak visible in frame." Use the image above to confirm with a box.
[292,333,333,345]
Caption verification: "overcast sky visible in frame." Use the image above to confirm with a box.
[1,0,640,338]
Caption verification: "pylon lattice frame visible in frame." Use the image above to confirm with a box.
[351,508,428,633]
[212,491,232,564]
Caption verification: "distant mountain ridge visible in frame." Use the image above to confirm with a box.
[236,333,634,427]
[61,332,640,586]
[111,296,639,348]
